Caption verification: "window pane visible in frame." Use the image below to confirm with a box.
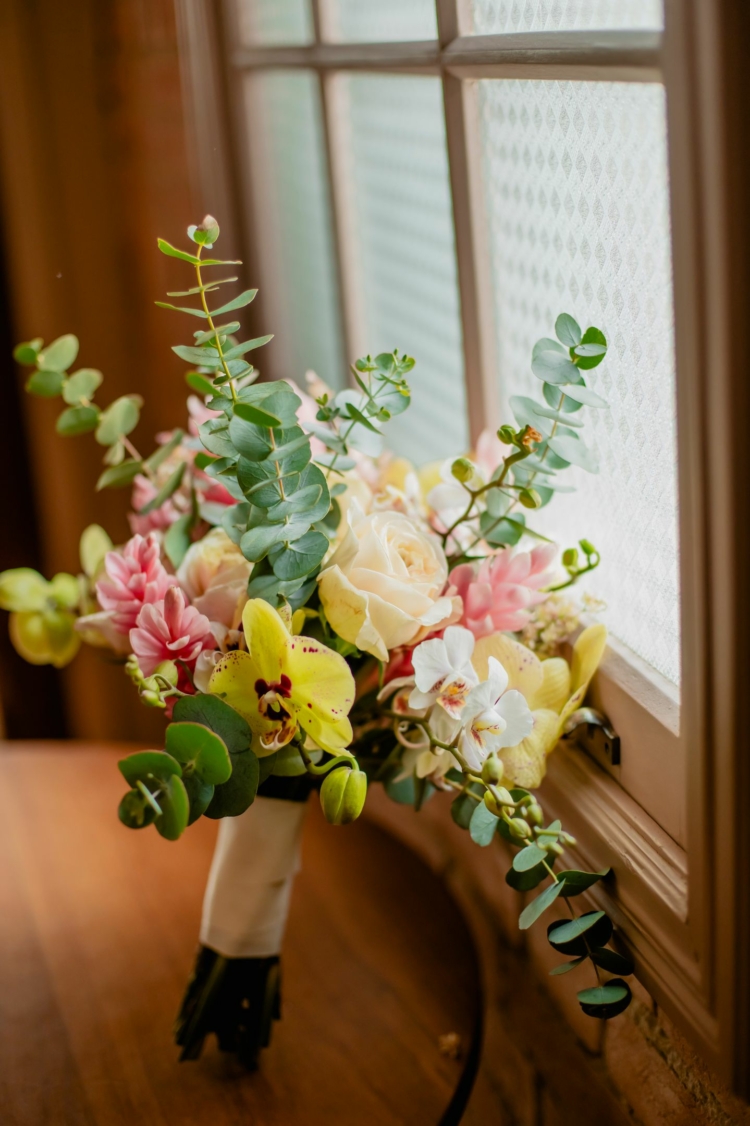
[244,72,344,388]
[340,75,467,464]
[478,80,680,685]
[236,0,313,46]
[471,0,663,34]
[327,0,437,41]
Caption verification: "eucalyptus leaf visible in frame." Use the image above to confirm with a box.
[154,301,207,318]
[172,344,221,367]
[172,693,252,755]
[96,459,142,491]
[469,800,499,847]
[531,349,580,384]
[95,395,141,446]
[591,947,634,976]
[233,401,282,428]
[513,843,548,872]
[157,238,201,264]
[573,342,607,357]
[186,372,215,395]
[138,462,186,514]
[577,979,632,1019]
[548,434,599,473]
[556,383,608,409]
[211,288,258,315]
[270,530,329,581]
[555,313,582,347]
[118,749,183,786]
[240,521,310,562]
[155,774,190,840]
[63,368,103,405]
[37,334,79,372]
[547,912,613,955]
[13,338,43,365]
[549,957,585,976]
[557,868,610,898]
[222,334,274,361]
[56,405,99,436]
[574,327,608,371]
[518,878,565,929]
[164,512,194,568]
[164,721,232,785]
[26,370,65,397]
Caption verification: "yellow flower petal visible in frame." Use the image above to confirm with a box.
[208,649,279,748]
[570,623,607,694]
[241,598,289,685]
[530,657,571,713]
[285,634,355,753]
[472,632,544,702]
[500,709,561,788]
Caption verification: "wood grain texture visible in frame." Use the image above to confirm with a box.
[0,744,480,1126]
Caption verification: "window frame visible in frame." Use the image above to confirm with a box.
[174,0,750,1092]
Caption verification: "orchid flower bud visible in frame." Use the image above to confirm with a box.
[320,765,367,826]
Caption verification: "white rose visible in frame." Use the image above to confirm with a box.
[177,527,251,629]
[317,502,460,662]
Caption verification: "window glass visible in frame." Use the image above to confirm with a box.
[478,79,680,685]
[326,0,437,42]
[243,72,345,389]
[236,0,313,46]
[340,74,468,464]
[471,0,663,34]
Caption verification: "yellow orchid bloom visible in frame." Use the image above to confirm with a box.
[208,598,355,756]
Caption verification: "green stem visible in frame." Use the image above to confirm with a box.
[298,744,353,777]
[195,246,238,404]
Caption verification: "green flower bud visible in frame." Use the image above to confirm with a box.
[483,791,502,817]
[141,689,166,709]
[562,547,579,569]
[125,654,145,686]
[527,801,543,826]
[547,841,564,857]
[481,752,504,785]
[579,538,596,556]
[154,659,179,687]
[490,784,515,807]
[519,488,542,509]
[508,817,532,840]
[188,214,220,246]
[560,831,577,847]
[451,457,475,484]
[320,765,367,826]
[497,425,515,445]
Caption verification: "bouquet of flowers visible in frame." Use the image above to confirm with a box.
[0,216,635,1067]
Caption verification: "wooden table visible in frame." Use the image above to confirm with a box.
[0,744,480,1126]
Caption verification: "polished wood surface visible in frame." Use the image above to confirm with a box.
[0,744,479,1126]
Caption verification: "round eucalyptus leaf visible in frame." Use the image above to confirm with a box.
[37,334,79,372]
[555,313,582,347]
[155,775,190,841]
[513,843,548,872]
[26,369,65,397]
[164,721,232,785]
[558,868,610,898]
[118,749,183,787]
[13,338,43,365]
[95,395,142,446]
[62,368,103,405]
[547,911,613,955]
[573,327,608,371]
[506,860,549,892]
[270,743,322,777]
[469,800,499,847]
[591,947,634,976]
[118,790,157,830]
[56,405,99,436]
[183,772,215,825]
[577,978,632,1019]
[205,749,260,819]
[172,693,252,754]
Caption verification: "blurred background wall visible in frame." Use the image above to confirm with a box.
[0,0,221,741]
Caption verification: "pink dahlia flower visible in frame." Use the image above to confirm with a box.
[96,532,173,633]
[130,586,213,676]
[450,544,557,637]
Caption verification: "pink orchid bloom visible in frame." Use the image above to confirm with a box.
[450,544,557,636]
[128,474,181,536]
[96,532,173,633]
[130,585,214,676]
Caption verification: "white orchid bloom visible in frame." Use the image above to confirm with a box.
[457,656,533,771]
[409,625,479,718]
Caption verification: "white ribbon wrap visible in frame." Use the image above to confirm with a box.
[200,796,308,958]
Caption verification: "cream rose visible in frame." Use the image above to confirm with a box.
[317,503,460,661]
[177,527,251,629]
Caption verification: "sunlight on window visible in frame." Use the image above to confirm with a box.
[471,0,663,34]
[479,79,680,684]
[244,72,345,389]
[340,74,468,464]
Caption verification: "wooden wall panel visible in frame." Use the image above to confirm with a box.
[0,0,197,740]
